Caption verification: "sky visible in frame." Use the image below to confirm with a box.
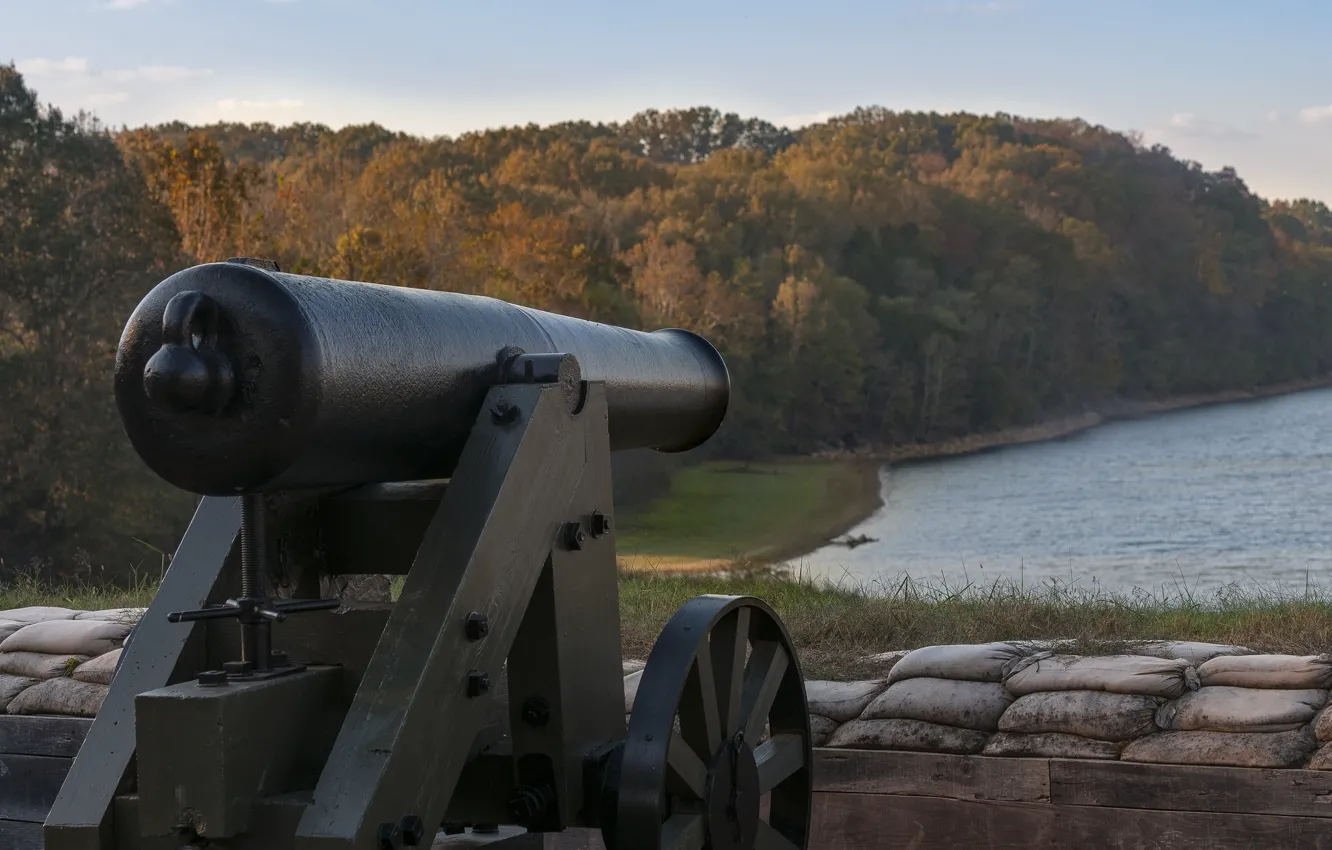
[4,0,1332,203]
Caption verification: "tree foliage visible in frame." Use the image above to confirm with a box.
[5,72,1332,574]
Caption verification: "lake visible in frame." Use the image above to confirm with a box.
[792,388,1332,597]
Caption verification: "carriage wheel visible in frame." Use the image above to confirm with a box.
[608,595,812,850]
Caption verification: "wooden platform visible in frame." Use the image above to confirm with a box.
[11,718,1332,848]
[0,715,93,850]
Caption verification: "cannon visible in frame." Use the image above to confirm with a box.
[46,258,813,850]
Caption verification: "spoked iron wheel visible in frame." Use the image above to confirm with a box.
[610,595,812,850]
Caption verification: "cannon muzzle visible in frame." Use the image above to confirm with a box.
[114,261,729,494]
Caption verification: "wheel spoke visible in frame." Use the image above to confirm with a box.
[741,640,789,743]
[754,733,805,793]
[754,820,802,850]
[679,646,722,758]
[666,730,709,801]
[710,607,750,737]
[661,813,707,850]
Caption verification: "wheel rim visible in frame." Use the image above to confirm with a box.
[614,594,812,850]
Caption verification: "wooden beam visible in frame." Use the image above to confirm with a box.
[0,819,43,850]
[0,754,73,822]
[1051,759,1332,819]
[814,749,1050,803]
[810,793,1332,850]
[0,716,91,758]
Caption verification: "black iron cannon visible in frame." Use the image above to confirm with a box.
[47,258,813,850]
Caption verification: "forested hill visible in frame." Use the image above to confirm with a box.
[5,65,1332,573]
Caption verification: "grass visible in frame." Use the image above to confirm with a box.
[10,564,1332,681]
[615,458,882,571]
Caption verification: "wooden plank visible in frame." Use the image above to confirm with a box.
[809,793,1332,850]
[0,715,92,758]
[813,749,1050,802]
[1051,758,1332,819]
[0,818,44,850]
[0,753,74,821]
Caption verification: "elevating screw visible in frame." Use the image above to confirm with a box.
[467,670,491,697]
[465,612,490,641]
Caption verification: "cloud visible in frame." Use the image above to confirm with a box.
[82,92,130,106]
[1268,110,1282,123]
[1162,112,1256,139]
[1299,105,1332,124]
[216,98,304,111]
[16,57,89,76]
[102,0,167,9]
[102,65,213,83]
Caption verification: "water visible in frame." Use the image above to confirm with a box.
[793,388,1332,597]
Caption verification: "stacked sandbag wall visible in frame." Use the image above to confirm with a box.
[0,606,142,718]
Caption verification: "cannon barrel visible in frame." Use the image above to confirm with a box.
[113,261,729,495]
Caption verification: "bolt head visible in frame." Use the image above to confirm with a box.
[522,696,551,727]
[400,815,425,846]
[377,821,401,850]
[465,612,490,641]
[197,670,228,686]
[562,521,585,550]
[467,670,491,697]
[490,400,519,424]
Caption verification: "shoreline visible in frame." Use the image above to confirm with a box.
[823,374,1332,467]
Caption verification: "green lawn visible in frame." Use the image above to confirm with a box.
[615,459,881,568]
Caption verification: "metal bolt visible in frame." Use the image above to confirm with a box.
[197,670,228,686]
[590,511,612,537]
[490,400,519,424]
[465,612,490,641]
[562,521,586,550]
[222,660,253,678]
[377,821,401,850]
[400,815,425,847]
[269,650,290,668]
[442,823,466,836]
[522,696,551,727]
[467,670,491,697]
[508,785,556,827]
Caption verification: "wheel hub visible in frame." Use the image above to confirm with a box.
[705,731,761,850]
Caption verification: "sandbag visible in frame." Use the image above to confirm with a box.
[810,714,840,748]
[73,608,145,623]
[825,718,990,755]
[0,620,26,641]
[888,643,1034,685]
[1309,742,1332,771]
[1122,728,1317,769]
[1317,707,1332,742]
[862,678,1013,731]
[0,619,132,657]
[1156,687,1326,733]
[7,677,108,717]
[805,680,887,723]
[0,674,37,711]
[1197,655,1332,690]
[1005,654,1198,699]
[623,670,642,714]
[998,690,1162,741]
[983,732,1123,760]
[0,606,79,623]
[855,650,910,675]
[0,651,87,679]
[72,649,122,686]
[1131,641,1252,666]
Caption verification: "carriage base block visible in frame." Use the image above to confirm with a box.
[134,666,345,840]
